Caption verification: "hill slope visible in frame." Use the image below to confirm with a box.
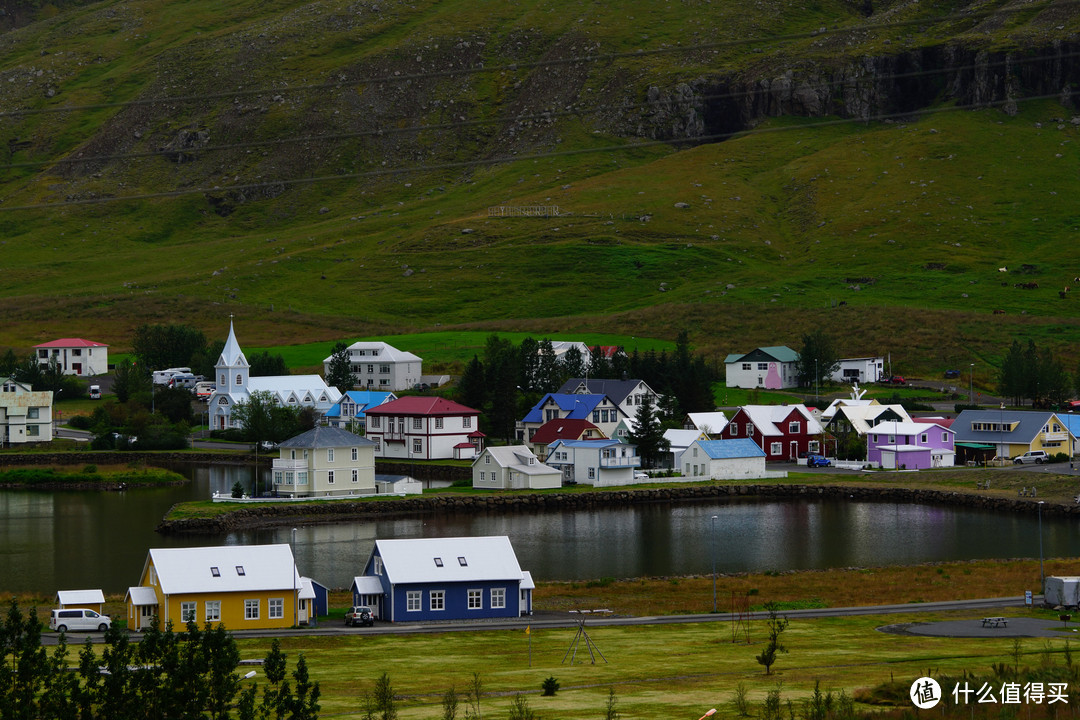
[0,0,1078,373]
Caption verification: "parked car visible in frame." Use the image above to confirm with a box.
[1013,450,1048,464]
[885,376,906,385]
[633,471,649,481]
[88,385,101,399]
[943,369,961,379]
[259,440,277,451]
[345,606,374,627]
[806,454,832,468]
[49,608,111,633]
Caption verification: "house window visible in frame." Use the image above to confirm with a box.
[491,588,506,609]
[435,417,443,429]
[758,363,768,370]
[920,434,928,444]
[430,591,445,611]
[245,599,259,620]
[352,469,358,483]
[328,448,335,462]
[413,439,422,454]
[592,411,600,423]
[588,467,596,479]
[479,471,485,482]
[872,434,879,443]
[747,424,755,437]
[374,440,381,452]
[367,365,374,373]
[181,602,196,623]
[328,470,335,484]
[379,379,389,386]
[730,423,738,435]
[943,433,950,443]
[374,556,383,575]
[27,407,38,419]
[468,590,482,609]
[26,426,39,437]
[352,448,358,461]
[205,601,221,623]
[297,472,308,485]
[413,417,423,430]
[211,566,220,577]
[742,363,751,370]
[220,374,226,385]
[463,417,472,428]
[808,441,820,453]
[888,435,896,443]
[274,472,282,485]
[371,417,381,428]
[789,421,800,433]
[236,374,242,385]
[406,591,421,611]
[770,442,782,455]
[269,598,284,619]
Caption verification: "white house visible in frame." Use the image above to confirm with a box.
[544,438,640,486]
[663,428,710,470]
[0,376,53,445]
[472,446,562,490]
[556,378,663,422]
[682,439,772,480]
[272,426,377,497]
[209,321,342,430]
[323,341,422,392]
[365,396,483,460]
[33,338,109,377]
[830,357,885,384]
[724,346,800,389]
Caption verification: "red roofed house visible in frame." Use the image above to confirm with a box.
[526,418,606,461]
[33,338,109,377]
[365,396,483,460]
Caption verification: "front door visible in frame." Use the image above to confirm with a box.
[790,441,798,461]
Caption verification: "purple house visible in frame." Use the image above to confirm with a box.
[867,421,956,469]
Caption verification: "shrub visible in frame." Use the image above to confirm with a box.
[541,676,559,696]
[231,482,244,499]
[82,465,98,474]
[67,415,93,430]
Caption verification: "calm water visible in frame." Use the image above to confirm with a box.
[1,462,1076,594]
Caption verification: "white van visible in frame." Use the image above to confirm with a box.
[195,381,216,400]
[152,367,191,385]
[49,608,111,633]
[166,373,201,390]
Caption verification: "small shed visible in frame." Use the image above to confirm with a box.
[56,589,105,613]
[304,577,330,618]
[1045,576,1080,607]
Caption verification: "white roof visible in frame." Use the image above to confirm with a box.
[299,577,316,600]
[147,544,300,595]
[248,375,342,405]
[879,444,930,452]
[56,589,105,605]
[664,428,707,449]
[330,341,421,363]
[686,412,728,433]
[821,398,877,421]
[521,570,535,590]
[352,576,384,594]
[375,536,526,585]
[125,586,158,606]
[477,446,558,475]
[836,405,913,434]
[739,405,823,436]
[872,420,949,435]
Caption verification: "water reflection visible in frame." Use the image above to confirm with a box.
[0,461,1077,594]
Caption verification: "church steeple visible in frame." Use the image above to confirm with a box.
[215,317,249,393]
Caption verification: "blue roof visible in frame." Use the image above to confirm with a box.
[1059,414,1080,437]
[326,390,396,419]
[696,438,766,459]
[522,393,606,423]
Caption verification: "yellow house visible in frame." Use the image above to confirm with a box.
[125,544,307,631]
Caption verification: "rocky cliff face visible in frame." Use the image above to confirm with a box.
[638,41,1080,141]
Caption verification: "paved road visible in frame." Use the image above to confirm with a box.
[41,596,1035,646]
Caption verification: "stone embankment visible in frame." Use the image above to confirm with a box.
[0,452,256,467]
[156,483,1075,535]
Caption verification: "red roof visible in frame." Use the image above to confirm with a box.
[912,417,954,428]
[529,418,601,445]
[365,396,479,417]
[33,338,108,348]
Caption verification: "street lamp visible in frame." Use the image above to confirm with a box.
[711,515,719,613]
[969,363,975,406]
[1038,501,1045,595]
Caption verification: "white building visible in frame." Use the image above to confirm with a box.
[323,341,422,392]
[681,439,773,480]
[544,439,640,486]
[364,396,483,460]
[724,346,800,389]
[1,376,53,445]
[208,322,342,431]
[33,338,109,377]
[472,446,562,490]
[830,357,885,384]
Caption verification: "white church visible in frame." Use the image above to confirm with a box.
[208,321,342,431]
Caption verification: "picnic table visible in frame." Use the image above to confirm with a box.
[981,617,1008,628]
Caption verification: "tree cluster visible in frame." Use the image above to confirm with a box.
[0,350,86,400]
[227,389,317,444]
[0,599,319,720]
[455,332,720,441]
[794,330,841,390]
[997,340,1072,408]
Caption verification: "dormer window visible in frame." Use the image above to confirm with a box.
[458,557,468,566]
[211,567,220,577]
[434,557,444,567]
[236,566,245,576]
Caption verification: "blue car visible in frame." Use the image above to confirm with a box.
[806,454,832,468]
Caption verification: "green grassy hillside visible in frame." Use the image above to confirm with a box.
[0,0,1078,377]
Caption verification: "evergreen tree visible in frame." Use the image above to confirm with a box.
[483,336,519,442]
[325,342,354,393]
[457,356,487,414]
[517,337,540,393]
[535,340,561,394]
[561,345,586,383]
[794,330,840,389]
[132,323,208,371]
[249,350,289,377]
[998,340,1026,406]
[626,395,670,469]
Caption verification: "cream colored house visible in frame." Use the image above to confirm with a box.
[0,377,53,445]
[472,446,562,490]
[272,426,377,497]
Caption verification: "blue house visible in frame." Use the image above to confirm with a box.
[516,392,626,444]
[324,390,397,430]
[353,536,534,622]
